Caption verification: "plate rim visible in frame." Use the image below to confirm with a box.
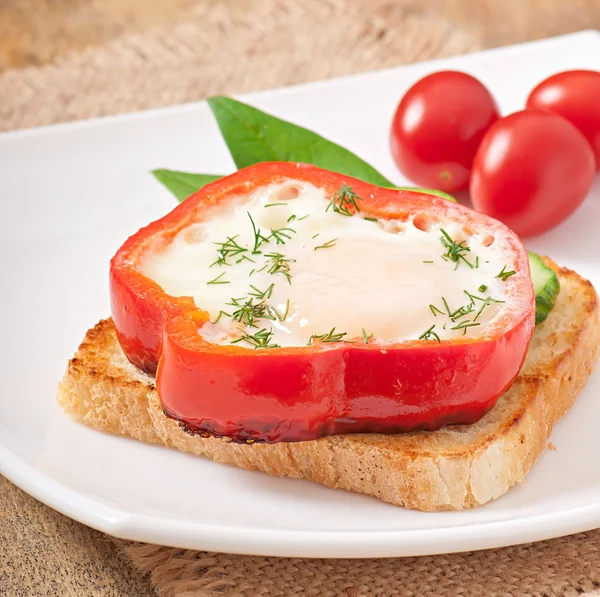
[2,441,599,558]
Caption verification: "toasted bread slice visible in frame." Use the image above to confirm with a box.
[58,259,599,511]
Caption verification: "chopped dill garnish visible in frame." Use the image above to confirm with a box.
[429,304,445,317]
[450,302,474,321]
[462,289,505,321]
[439,229,475,269]
[362,328,374,345]
[432,291,504,326]
[248,212,270,253]
[211,310,231,324]
[269,226,297,245]
[227,297,268,328]
[267,299,290,322]
[419,324,441,343]
[281,299,290,321]
[265,203,287,208]
[450,321,481,335]
[309,327,349,344]
[314,238,338,250]
[496,265,516,281]
[478,284,488,293]
[211,235,248,267]
[248,283,274,300]
[231,328,279,349]
[473,299,491,322]
[207,272,230,285]
[473,296,504,321]
[327,185,363,216]
[236,254,256,265]
[364,217,378,222]
[464,290,484,305]
[423,260,434,264]
[265,252,295,284]
[441,296,452,316]
[287,214,297,223]
[298,214,310,221]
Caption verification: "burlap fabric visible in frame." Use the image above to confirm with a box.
[1,1,599,595]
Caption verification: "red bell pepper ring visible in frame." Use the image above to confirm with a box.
[110,162,535,443]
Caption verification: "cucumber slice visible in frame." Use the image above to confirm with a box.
[529,252,560,325]
[395,187,457,202]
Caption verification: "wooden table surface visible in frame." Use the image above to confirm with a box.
[1,0,599,74]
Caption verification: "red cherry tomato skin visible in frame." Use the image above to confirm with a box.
[526,70,600,170]
[470,110,595,238]
[390,71,500,192]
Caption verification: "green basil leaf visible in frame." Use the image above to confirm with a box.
[152,169,223,203]
[206,96,394,188]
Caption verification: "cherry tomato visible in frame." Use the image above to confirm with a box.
[470,109,595,237]
[526,70,600,169]
[390,71,500,192]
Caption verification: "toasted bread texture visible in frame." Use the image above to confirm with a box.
[58,259,599,511]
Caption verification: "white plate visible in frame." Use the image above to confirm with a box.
[1,31,600,559]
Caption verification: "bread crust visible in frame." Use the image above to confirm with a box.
[58,260,600,510]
